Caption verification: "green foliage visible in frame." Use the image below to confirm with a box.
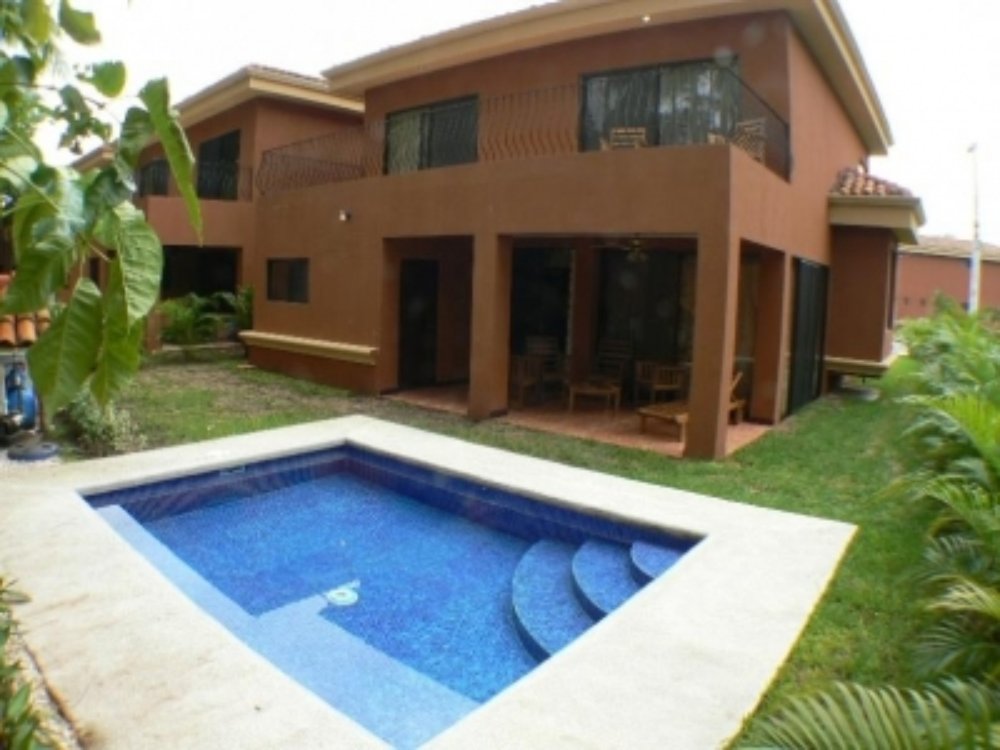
[214,286,253,333]
[750,679,1000,750]
[57,391,146,457]
[159,294,221,348]
[896,296,1000,401]
[0,578,53,750]
[0,0,201,412]
[748,303,1000,747]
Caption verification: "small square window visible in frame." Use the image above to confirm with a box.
[267,259,309,303]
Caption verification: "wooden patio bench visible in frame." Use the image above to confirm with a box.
[637,372,746,442]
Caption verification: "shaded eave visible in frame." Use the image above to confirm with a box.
[175,65,362,128]
[322,0,891,154]
[829,194,926,244]
[72,66,364,172]
[899,241,1000,264]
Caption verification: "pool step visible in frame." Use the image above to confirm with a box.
[630,540,684,583]
[571,540,642,619]
[512,540,595,661]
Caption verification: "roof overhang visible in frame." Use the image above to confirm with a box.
[176,66,362,129]
[72,144,115,172]
[829,194,926,244]
[322,0,891,154]
[72,67,364,172]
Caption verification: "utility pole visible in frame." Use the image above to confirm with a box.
[968,143,982,313]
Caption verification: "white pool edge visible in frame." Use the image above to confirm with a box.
[0,416,856,749]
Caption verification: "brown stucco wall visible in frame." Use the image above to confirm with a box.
[248,346,373,393]
[826,227,894,361]
[254,146,736,396]
[140,96,358,334]
[896,254,1000,318]
[365,12,792,143]
[139,195,253,248]
[252,99,360,159]
[249,12,878,457]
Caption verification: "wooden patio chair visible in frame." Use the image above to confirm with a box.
[633,361,686,404]
[637,371,746,442]
[524,335,567,396]
[567,338,631,413]
[590,338,631,386]
[510,354,543,407]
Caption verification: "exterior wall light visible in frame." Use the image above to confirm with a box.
[338,209,352,223]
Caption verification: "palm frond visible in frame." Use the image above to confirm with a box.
[747,679,1000,750]
[928,579,1000,622]
[918,535,1000,591]
[915,619,1000,680]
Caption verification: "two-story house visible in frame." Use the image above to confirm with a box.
[231,0,921,459]
[78,65,362,304]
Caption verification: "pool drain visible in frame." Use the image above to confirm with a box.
[324,579,360,607]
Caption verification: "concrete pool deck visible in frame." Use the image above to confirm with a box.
[0,416,855,749]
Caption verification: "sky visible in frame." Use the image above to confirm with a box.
[66,0,1000,245]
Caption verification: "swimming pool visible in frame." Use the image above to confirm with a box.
[0,416,857,749]
[85,445,695,747]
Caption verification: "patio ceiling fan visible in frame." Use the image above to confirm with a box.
[599,235,649,264]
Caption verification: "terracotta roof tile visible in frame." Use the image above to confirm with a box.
[0,274,48,349]
[832,166,912,198]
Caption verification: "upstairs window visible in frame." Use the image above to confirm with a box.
[197,130,241,200]
[385,97,478,174]
[267,258,309,303]
[137,159,168,196]
[582,60,740,151]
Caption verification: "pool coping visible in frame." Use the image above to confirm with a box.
[0,415,856,749]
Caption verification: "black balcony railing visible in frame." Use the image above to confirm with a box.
[254,126,378,195]
[256,72,789,195]
[136,160,254,201]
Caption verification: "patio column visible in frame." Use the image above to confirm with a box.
[468,233,512,420]
[685,228,740,460]
[750,250,791,422]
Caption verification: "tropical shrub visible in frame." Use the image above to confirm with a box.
[58,392,146,457]
[159,294,221,348]
[0,579,53,750]
[0,0,201,412]
[745,305,1000,749]
[214,286,254,334]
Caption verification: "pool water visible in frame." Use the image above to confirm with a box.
[87,446,693,748]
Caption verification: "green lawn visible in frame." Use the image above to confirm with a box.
[116,352,932,740]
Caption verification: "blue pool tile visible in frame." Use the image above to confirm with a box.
[571,539,642,618]
[86,444,701,747]
[630,540,685,583]
[512,540,596,659]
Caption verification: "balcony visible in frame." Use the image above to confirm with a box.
[137,160,255,201]
[256,69,789,195]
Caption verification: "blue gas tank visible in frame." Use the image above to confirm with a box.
[5,360,37,430]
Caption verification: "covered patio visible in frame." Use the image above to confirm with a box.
[387,384,770,459]
[387,232,780,458]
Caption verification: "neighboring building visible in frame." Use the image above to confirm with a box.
[79,0,919,458]
[77,65,363,302]
[896,235,1000,318]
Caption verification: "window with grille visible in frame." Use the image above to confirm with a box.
[582,60,741,151]
[197,130,241,200]
[385,97,478,174]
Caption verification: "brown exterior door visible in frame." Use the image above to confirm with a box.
[788,259,828,414]
[399,259,439,389]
